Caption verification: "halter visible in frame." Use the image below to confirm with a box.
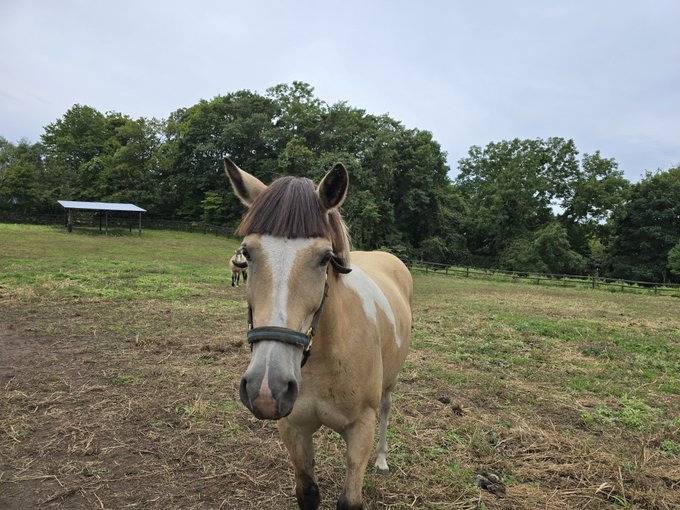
[245,254,351,367]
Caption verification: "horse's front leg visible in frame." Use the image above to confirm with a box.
[337,410,376,509]
[279,419,321,510]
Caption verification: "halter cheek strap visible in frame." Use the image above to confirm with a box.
[246,280,330,367]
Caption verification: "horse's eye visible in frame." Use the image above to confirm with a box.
[320,252,332,266]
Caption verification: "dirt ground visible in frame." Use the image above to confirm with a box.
[1,226,679,509]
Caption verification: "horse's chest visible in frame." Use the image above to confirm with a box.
[296,371,381,431]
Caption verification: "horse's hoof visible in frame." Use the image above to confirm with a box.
[374,463,389,475]
[336,496,363,510]
[374,456,389,474]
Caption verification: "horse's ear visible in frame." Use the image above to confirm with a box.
[224,158,267,207]
[317,163,348,211]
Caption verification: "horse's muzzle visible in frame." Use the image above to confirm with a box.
[239,370,299,420]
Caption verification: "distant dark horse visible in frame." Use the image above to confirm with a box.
[229,248,248,286]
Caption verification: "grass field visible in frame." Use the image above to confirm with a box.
[1,224,679,509]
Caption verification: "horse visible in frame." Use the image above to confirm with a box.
[229,248,248,287]
[224,158,413,509]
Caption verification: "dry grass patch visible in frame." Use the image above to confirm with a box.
[1,224,679,509]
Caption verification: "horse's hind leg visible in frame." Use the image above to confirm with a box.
[374,391,392,473]
[231,272,235,286]
[279,420,321,510]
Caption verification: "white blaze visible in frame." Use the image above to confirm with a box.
[259,236,316,327]
[343,265,400,346]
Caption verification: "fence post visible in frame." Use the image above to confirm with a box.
[591,275,595,289]
[466,267,469,277]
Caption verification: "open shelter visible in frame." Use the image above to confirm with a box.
[57,200,146,235]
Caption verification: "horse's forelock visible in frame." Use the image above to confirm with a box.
[236,176,351,264]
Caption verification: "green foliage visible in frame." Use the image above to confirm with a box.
[3,83,678,281]
[533,223,586,274]
[588,237,607,273]
[609,167,680,282]
[457,138,573,258]
[500,223,586,274]
[0,138,43,213]
[201,192,224,225]
[668,241,680,276]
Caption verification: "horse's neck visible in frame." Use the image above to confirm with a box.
[314,272,352,358]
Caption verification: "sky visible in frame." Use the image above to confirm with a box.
[1,1,679,180]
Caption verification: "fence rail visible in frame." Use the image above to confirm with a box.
[406,259,680,297]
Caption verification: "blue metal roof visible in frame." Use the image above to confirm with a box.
[57,200,146,212]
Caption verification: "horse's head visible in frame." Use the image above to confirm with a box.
[232,248,248,268]
[224,158,351,420]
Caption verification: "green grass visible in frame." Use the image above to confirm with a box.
[1,223,679,509]
[0,223,239,300]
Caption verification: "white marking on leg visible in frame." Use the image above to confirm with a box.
[259,236,316,326]
[374,393,391,472]
[343,266,401,346]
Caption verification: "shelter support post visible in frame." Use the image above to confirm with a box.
[67,209,73,233]
[138,212,142,236]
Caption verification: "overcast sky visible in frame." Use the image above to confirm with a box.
[2,1,679,180]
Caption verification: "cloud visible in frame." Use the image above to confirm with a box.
[1,0,678,180]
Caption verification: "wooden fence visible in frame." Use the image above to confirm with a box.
[3,214,678,297]
[407,259,680,297]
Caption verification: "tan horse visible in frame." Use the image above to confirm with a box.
[224,158,412,510]
[229,248,248,287]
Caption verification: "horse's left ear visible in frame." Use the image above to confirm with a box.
[224,158,267,207]
[317,163,349,211]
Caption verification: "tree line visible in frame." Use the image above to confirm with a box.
[1,82,679,283]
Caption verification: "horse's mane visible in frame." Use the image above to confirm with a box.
[235,176,351,265]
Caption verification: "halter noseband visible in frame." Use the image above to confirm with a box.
[245,254,351,367]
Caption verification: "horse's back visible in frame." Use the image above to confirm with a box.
[349,251,412,390]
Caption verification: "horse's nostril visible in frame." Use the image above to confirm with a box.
[284,379,298,400]
[239,376,252,407]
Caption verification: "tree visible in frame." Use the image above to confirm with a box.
[588,237,607,275]
[609,167,680,282]
[201,191,224,225]
[41,104,110,201]
[561,152,630,255]
[0,138,43,213]
[668,242,680,276]
[456,138,580,264]
[500,222,585,274]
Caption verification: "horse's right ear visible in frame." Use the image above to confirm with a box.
[224,158,267,207]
